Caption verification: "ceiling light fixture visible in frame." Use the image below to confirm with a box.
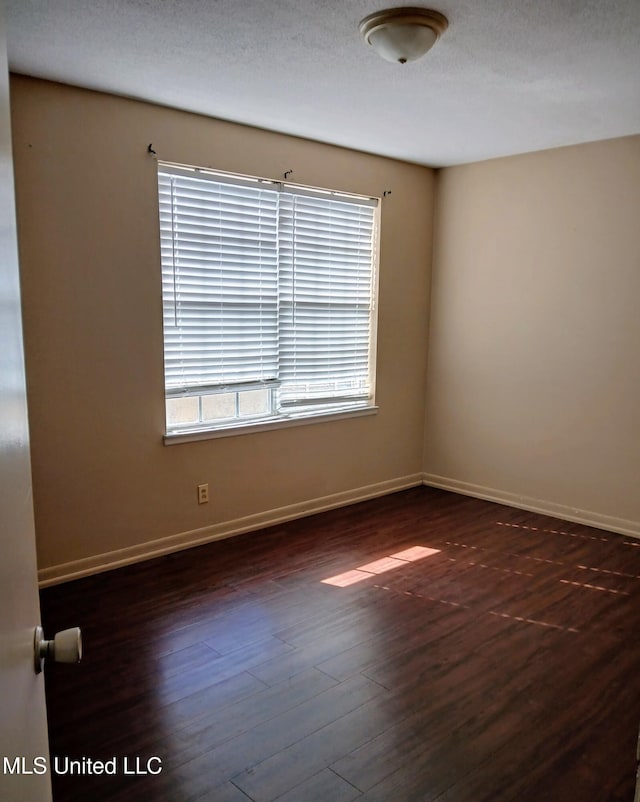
[359,7,448,65]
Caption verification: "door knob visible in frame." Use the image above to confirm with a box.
[34,626,82,674]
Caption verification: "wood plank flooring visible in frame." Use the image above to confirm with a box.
[40,487,640,801]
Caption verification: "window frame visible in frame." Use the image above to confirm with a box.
[157,162,381,443]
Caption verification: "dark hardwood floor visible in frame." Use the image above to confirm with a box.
[40,486,640,801]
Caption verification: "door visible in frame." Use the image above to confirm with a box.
[0,8,52,802]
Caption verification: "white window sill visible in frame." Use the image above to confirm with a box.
[163,405,379,445]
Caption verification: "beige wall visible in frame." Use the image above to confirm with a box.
[10,76,434,576]
[424,135,640,533]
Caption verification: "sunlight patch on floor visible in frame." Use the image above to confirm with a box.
[560,579,630,595]
[321,546,440,587]
[578,564,640,580]
[489,610,579,633]
[496,521,611,543]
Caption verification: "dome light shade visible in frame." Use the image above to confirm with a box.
[359,7,448,64]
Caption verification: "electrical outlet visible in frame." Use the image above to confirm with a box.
[197,483,209,504]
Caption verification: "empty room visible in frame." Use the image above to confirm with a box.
[1,2,639,801]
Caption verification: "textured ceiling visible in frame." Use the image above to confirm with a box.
[5,0,640,166]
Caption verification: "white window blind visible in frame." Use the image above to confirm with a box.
[158,163,378,434]
[159,171,280,393]
[278,193,375,409]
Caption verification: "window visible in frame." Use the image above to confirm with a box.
[158,163,379,438]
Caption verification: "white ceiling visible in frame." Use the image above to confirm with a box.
[5,0,640,167]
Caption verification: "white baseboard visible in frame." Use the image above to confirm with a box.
[422,473,640,540]
[38,473,424,587]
